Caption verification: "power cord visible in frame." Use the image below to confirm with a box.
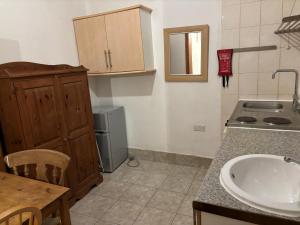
[95,139,104,172]
[126,155,140,167]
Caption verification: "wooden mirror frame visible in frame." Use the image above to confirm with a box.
[164,25,209,82]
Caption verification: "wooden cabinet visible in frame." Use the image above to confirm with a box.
[73,5,155,76]
[14,77,64,149]
[0,144,4,171]
[105,9,145,72]
[0,62,102,202]
[195,211,258,225]
[74,16,109,73]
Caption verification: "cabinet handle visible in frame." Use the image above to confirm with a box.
[108,50,112,68]
[104,50,109,69]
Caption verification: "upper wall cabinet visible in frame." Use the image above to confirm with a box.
[73,5,155,76]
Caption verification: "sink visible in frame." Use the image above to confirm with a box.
[243,101,283,112]
[220,154,300,217]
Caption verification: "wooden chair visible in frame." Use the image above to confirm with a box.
[4,149,70,185]
[0,205,42,225]
[4,150,70,225]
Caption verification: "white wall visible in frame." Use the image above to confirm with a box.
[85,0,222,158]
[0,0,222,158]
[0,0,86,65]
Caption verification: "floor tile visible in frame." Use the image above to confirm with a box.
[171,214,193,225]
[133,207,175,225]
[135,172,167,188]
[188,167,207,195]
[71,194,117,219]
[120,160,149,171]
[169,165,198,178]
[187,179,202,196]
[71,159,206,225]
[70,211,98,225]
[160,175,193,194]
[135,160,154,171]
[102,200,143,225]
[142,161,173,174]
[119,184,156,206]
[92,181,130,199]
[193,167,208,180]
[102,166,128,182]
[121,170,145,184]
[95,220,118,225]
[147,190,185,213]
[177,195,195,216]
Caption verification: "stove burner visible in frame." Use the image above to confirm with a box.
[263,117,291,125]
[236,116,257,123]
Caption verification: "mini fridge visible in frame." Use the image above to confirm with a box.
[93,106,128,172]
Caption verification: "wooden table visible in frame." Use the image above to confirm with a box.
[0,172,71,225]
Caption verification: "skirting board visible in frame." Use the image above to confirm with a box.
[128,148,212,168]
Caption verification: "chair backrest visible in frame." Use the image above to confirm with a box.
[0,205,42,225]
[4,149,70,185]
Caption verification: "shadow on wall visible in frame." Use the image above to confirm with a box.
[89,73,156,98]
[89,77,113,97]
[0,39,21,63]
[109,74,156,97]
[88,77,113,106]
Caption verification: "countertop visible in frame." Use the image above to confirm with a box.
[193,127,300,225]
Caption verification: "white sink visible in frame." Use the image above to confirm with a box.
[220,154,300,217]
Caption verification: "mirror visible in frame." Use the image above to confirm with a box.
[164,25,209,82]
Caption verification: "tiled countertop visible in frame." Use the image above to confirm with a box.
[193,127,300,225]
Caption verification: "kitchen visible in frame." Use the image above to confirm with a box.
[0,0,300,225]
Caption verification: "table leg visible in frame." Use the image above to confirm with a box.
[193,209,201,225]
[59,196,71,225]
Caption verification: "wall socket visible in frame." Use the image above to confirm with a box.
[193,125,206,132]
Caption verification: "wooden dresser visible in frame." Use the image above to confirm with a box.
[0,144,4,171]
[0,62,102,203]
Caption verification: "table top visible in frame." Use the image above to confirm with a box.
[0,172,70,214]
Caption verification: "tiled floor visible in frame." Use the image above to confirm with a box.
[70,160,208,225]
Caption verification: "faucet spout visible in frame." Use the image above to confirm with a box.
[272,69,299,112]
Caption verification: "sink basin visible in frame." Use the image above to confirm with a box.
[220,154,300,217]
[243,101,283,112]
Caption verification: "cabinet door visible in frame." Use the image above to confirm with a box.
[14,77,65,149]
[74,16,109,73]
[57,74,99,194]
[105,9,145,72]
[68,132,96,183]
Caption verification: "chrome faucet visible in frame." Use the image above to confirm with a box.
[284,156,300,165]
[272,69,299,112]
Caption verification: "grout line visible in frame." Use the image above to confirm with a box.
[237,0,241,99]
[277,0,285,100]
[130,203,147,225]
[257,0,262,97]
[169,213,178,225]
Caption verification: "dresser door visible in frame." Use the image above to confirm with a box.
[57,74,99,195]
[14,77,65,150]
[0,144,5,171]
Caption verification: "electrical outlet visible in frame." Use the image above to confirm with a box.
[193,125,206,132]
